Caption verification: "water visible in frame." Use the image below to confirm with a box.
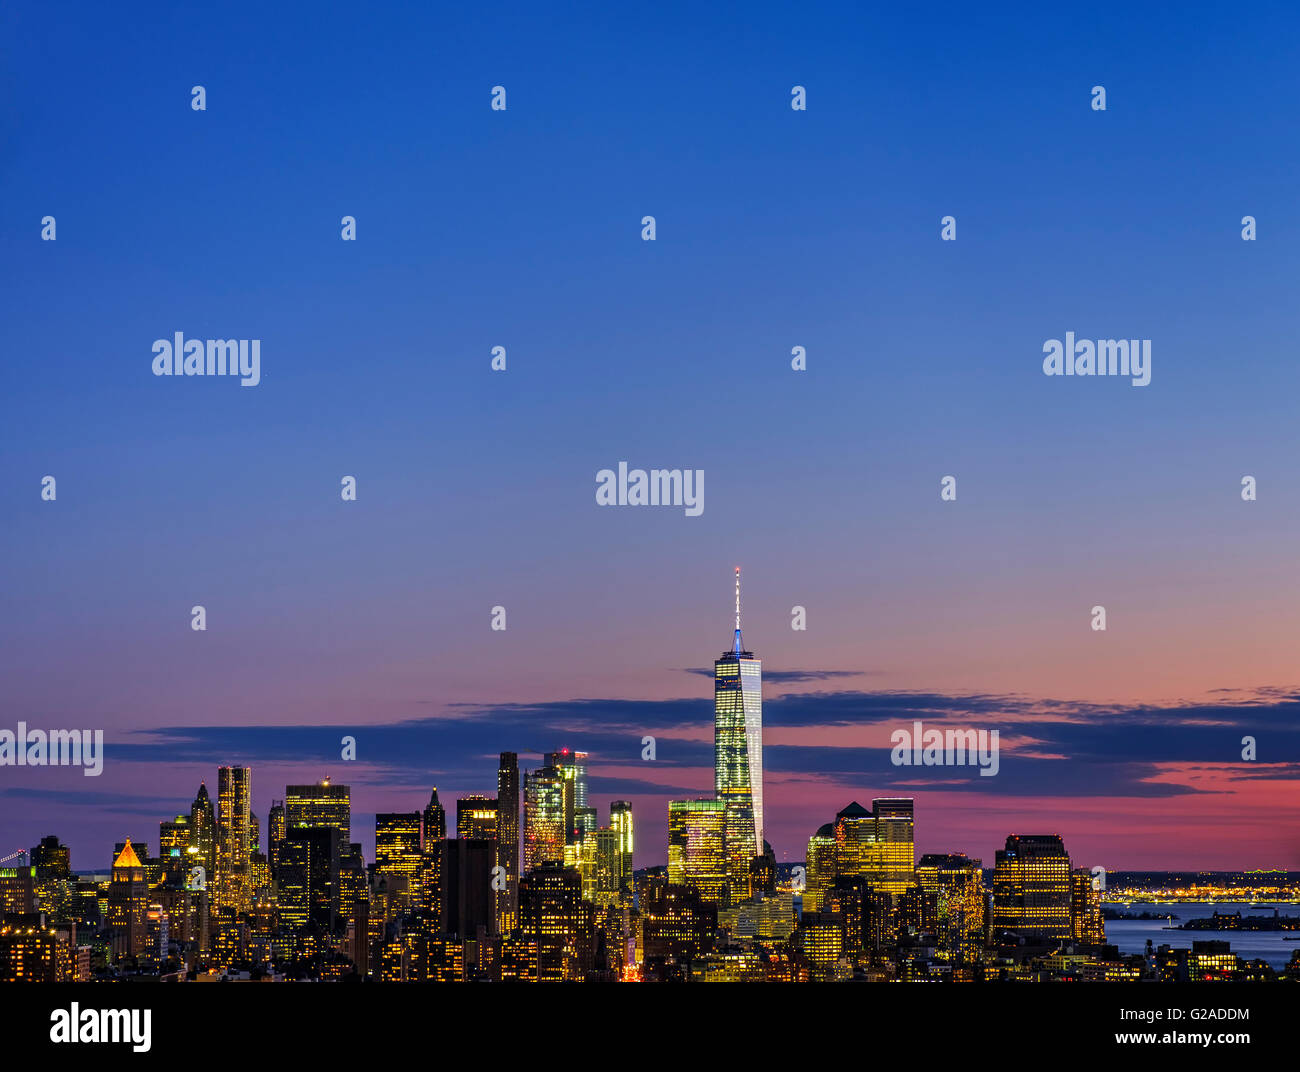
[1105,902,1298,971]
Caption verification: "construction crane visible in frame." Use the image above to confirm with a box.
[0,849,29,866]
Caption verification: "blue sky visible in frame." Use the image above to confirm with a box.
[2,1,1299,870]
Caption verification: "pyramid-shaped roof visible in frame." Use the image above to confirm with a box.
[113,838,143,869]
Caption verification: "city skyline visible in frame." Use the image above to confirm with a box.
[2,578,1296,872]
[3,582,1297,985]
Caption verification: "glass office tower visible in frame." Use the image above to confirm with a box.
[715,568,763,892]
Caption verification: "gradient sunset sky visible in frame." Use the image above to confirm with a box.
[3,2,1299,872]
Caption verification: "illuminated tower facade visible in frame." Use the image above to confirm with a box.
[715,568,763,891]
[610,800,634,899]
[991,834,1072,944]
[870,798,916,895]
[217,766,252,910]
[578,827,622,909]
[524,766,567,870]
[268,801,286,883]
[916,853,986,960]
[419,788,447,913]
[284,779,351,924]
[285,779,351,845]
[107,839,149,960]
[804,824,837,913]
[545,749,590,843]
[1070,867,1106,944]
[667,799,729,906]
[422,787,446,844]
[376,813,423,899]
[496,753,520,932]
[456,796,498,840]
[189,782,217,886]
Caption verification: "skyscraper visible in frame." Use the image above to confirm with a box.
[870,798,916,894]
[419,788,447,914]
[544,749,589,843]
[828,798,915,896]
[375,813,423,898]
[714,568,763,892]
[805,823,837,913]
[284,779,352,928]
[524,765,567,869]
[285,779,351,845]
[216,765,252,909]
[268,800,286,883]
[189,782,216,886]
[496,753,520,932]
[107,839,148,960]
[422,787,446,844]
[578,827,622,909]
[1070,867,1106,944]
[609,800,634,898]
[440,838,496,938]
[916,853,986,961]
[667,799,729,906]
[519,862,595,982]
[279,827,339,935]
[456,796,498,840]
[991,835,1072,945]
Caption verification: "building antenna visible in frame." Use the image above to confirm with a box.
[734,566,741,631]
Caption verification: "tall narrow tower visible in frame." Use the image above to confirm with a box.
[714,567,764,893]
[496,752,520,932]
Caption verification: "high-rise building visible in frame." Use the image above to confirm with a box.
[338,845,370,975]
[991,835,1072,945]
[216,765,252,910]
[609,801,634,898]
[418,788,447,914]
[1070,867,1106,944]
[916,853,985,959]
[107,839,149,960]
[832,801,875,878]
[496,753,520,932]
[0,913,76,982]
[829,798,915,896]
[285,779,351,845]
[870,798,916,894]
[667,799,729,906]
[715,568,763,893]
[519,862,595,982]
[279,826,339,935]
[578,827,622,909]
[30,836,71,880]
[284,779,352,931]
[641,884,716,967]
[422,787,446,845]
[268,801,286,883]
[805,823,837,913]
[456,796,498,840]
[375,813,423,900]
[189,782,217,885]
[544,749,589,843]
[440,839,496,938]
[0,866,36,915]
[524,766,567,869]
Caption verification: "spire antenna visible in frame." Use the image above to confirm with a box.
[735,566,741,630]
